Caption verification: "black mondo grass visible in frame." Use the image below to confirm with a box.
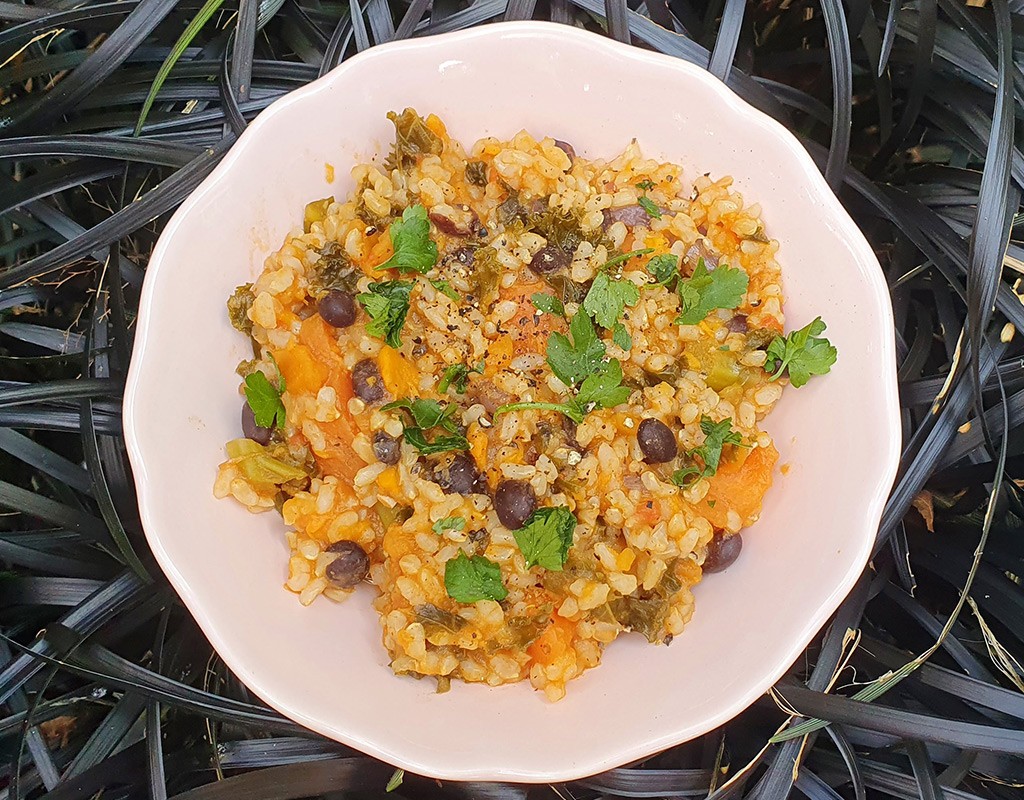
[0,1,1023,799]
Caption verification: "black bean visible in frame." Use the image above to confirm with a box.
[434,452,485,495]
[372,431,401,464]
[325,540,370,588]
[637,418,677,463]
[319,290,357,328]
[553,140,576,165]
[702,532,742,573]
[494,480,537,530]
[241,403,272,445]
[529,246,570,275]
[351,359,385,404]
[726,314,748,333]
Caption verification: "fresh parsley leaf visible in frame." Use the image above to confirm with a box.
[635,179,655,191]
[670,466,703,487]
[531,292,566,318]
[444,551,508,602]
[438,361,482,394]
[765,317,837,387]
[382,398,459,432]
[402,427,470,455]
[583,271,641,329]
[386,769,404,793]
[675,259,749,326]
[430,278,459,301]
[383,397,468,454]
[377,204,438,273]
[244,370,286,428]
[546,311,606,387]
[513,506,577,571]
[495,359,630,423]
[569,359,631,415]
[612,322,632,350]
[357,280,413,348]
[647,253,679,286]
[672,416,744,486]
[694,416,743,474]
[494,401,584,423]
[602,247,655,271]
[433,516,466,535]
[637,195,662,219]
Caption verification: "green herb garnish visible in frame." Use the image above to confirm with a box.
[635,179,655,191]
[676,258,748,326]
[495,359,630,423]
[439,360,483,394]
[583,271,640,329]
[402,429,470,455]
[377,204,438,274]
[382,398,458,431]
[671,416,744,486]
[647,253,679,287]
[444,552,508,602]
[612,322,632,350]
[357,280,413,348]
[513,506,577,571]
[430,278,459,301]
[382,397,469,454]
[546,310,606,387]
[243,367,285,428]
[531,292,566,318]
[602,247,654,271]
[637,195,661,220]
[765,317,837,387]
[433,516,466,535]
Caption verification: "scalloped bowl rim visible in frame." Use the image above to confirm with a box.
[124,21,901,783]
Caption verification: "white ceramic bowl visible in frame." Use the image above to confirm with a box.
[124,21,900,782]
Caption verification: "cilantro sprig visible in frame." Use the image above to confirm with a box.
[495,356,630,423]
[376,204,438,274]
[765,317,837,387]
[647,253,680,287]
[611,322,632,350]
[546,309,606,387]
[357,280,413,348]
[382,397,469,454]
[635,181,662,219]
[430,278,459,301]
[676,258,749,326]
[439,360,483,394]
[433,516,466,535]
[513,506,577,571]
[531,292,565,318]
[444,552,507,603]
[671,416,744,486]
[583,271,640,329]
[243,365,286,428]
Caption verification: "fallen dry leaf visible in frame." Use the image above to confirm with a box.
[912,490,935,532]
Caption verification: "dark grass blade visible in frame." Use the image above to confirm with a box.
[0,136,198,167]
[707,0,744,83]
[819,0,852,190]
[230,0,260,104]
[0,571,146,706]
[0,0,181,134]
[963,0,1016,457]
[604,0,630,43]
[777,684,1024,755]
[0,141,230,289]
[3,2,1024,798]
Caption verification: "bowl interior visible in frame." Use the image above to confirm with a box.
[125,22,899,782]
